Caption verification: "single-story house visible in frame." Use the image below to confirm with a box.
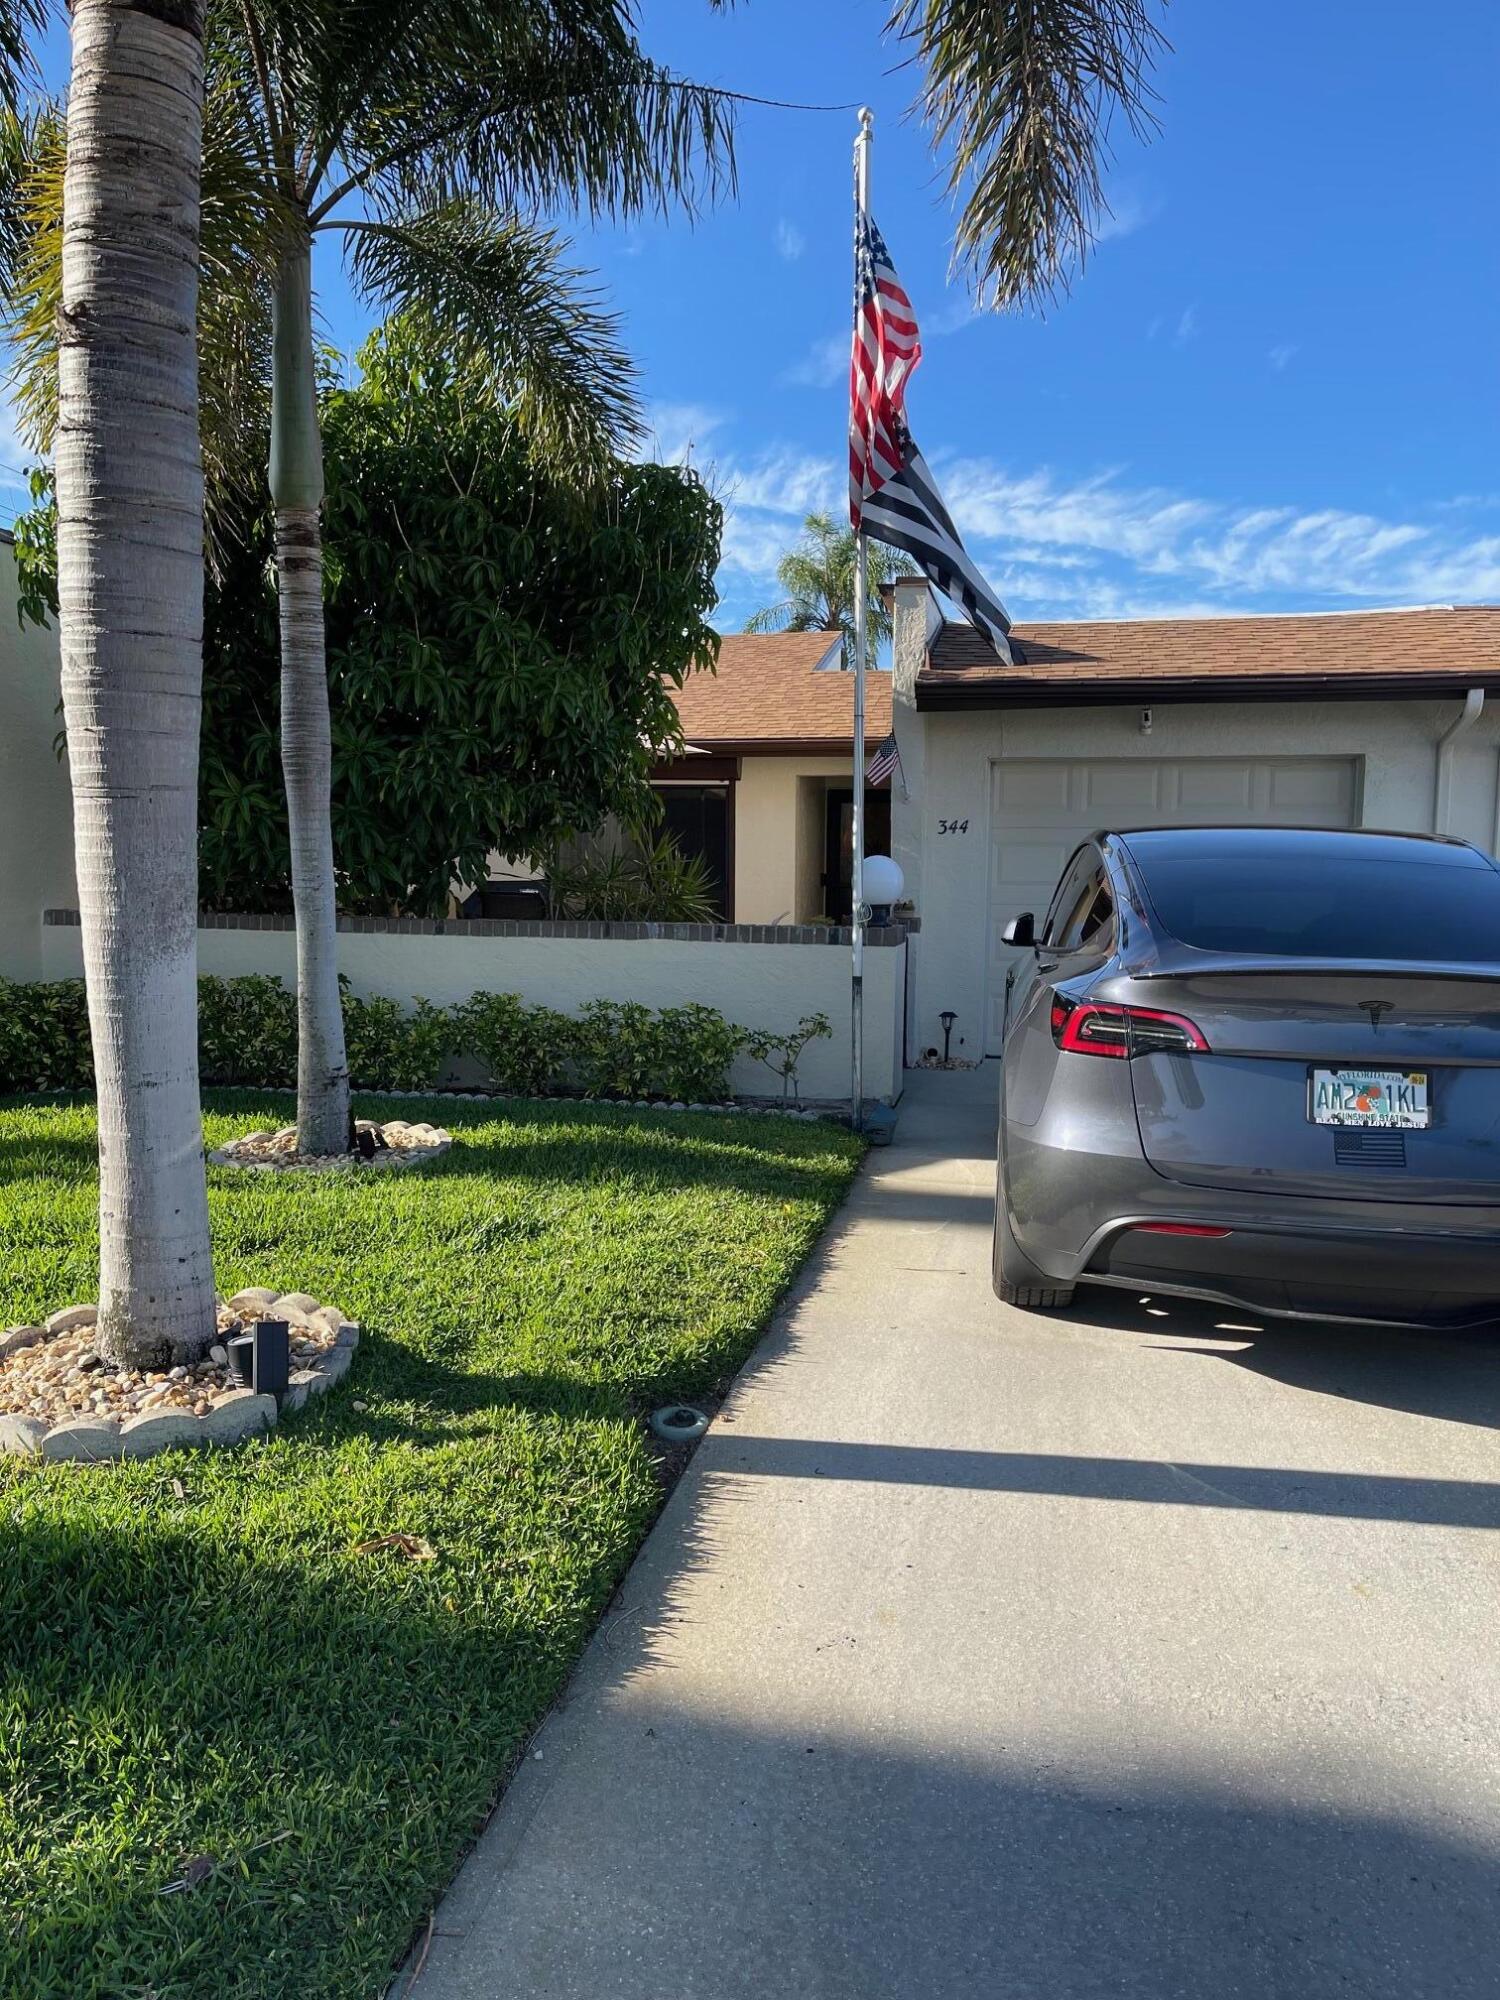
[887,576,1500,1064]
[468,631,890,924]
[654,631,891,924]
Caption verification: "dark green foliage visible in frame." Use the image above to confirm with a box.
[194,319,721,916]
[547,831,718,922]
[13,319,722,920]
[449,990,573,1096]
[4,977,757,1104]
[0,1092,860,2000]
[654,1003,744,1102]
[568,998,659,1099]
[197,976,452,1093]
[197,975,298,1088]
[340,988,453,1092]
[0,977,91,1093]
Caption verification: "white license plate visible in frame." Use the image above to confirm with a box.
[1310,1067,1430,1129]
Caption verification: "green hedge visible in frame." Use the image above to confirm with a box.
[0,977,831,1103]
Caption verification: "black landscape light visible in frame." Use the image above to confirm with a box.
[940,1011,957,1063]
[228,1319,291,1399]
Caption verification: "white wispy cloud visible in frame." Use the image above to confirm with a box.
[1268,342,1298,371]
[706,426,1500,623]
[645,401,726,466]
[779,332,847,389]
[938,455,1500,610]
[774,217,806,262]
[1174,304,1199,345]
[1095,189,1161,245]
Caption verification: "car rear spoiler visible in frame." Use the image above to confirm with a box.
[1119,951,1500,983]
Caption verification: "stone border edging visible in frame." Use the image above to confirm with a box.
[0,1293,360,1463]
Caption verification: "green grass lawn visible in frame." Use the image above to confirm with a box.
[0,1092,861,2000]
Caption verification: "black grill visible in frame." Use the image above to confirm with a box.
[1333,1129,1407,1169]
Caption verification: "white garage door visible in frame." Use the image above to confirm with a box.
[985,756,1358,1051]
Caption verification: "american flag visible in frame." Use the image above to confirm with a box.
[849,212,922,526]
[848,211,1013,662]
[865,730,903,790]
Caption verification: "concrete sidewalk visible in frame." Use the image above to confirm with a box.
[400,1067,1500,2000]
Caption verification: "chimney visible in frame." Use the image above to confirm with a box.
[890,575,932,708]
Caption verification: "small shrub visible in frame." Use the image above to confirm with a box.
[547,832,718,923]
[341,985,452,1092]
[654,1003,742,1102]
[198,975,297,1088]
[569,999,659,1098]
[742,1012,832,1103]
[450,991,571,1095]
[0,978,93,1093]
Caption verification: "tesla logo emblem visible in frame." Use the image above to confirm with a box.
[1361,1000,1394,1031]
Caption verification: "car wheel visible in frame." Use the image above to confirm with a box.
[993,1176,1075,1311]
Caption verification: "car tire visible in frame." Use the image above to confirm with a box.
[993,1176,1075,1311]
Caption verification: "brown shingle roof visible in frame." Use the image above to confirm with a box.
[921,607,1500,706]
[670,632,893,748]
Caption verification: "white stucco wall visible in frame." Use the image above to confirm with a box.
[893,692,1500,1065]
[40,919,906,1104]
[0,554,74,979]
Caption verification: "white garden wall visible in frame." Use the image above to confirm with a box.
[0,545,76,979]
[39,914,907,1104]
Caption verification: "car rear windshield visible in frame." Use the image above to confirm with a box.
[1134,851,1500,963]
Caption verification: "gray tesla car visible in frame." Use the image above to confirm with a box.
[992,825,1500,1327]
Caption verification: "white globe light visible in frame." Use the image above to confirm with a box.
[863,854,905,906]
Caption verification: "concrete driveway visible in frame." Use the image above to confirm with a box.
[402,1067,1500,2000]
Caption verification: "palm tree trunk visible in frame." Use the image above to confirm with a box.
[56,0,216,1368]
[271,235,349,1156]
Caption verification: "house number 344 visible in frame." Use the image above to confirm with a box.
[937,816,970,835]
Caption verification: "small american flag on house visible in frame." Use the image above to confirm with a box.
[865,730,903,790]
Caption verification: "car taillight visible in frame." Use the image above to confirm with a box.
[1050,998,1210,1059]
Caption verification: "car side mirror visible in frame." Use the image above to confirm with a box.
[1001,911,1037,949]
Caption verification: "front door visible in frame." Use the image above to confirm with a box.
[823,787,892,922]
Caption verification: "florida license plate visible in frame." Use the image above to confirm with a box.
[1309,1067,1430,1129]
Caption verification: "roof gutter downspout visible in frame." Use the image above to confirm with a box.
[1435,687,1484,833]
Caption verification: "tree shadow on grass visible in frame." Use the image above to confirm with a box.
[0,1511,587,2000]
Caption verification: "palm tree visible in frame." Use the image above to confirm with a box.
[890,0,1170,308]
[8,0,736,1157]
[54,0,217,1367]
[745,511,916,666]
[220,0,737,1155]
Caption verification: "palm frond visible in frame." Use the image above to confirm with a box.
[0,55,282,568]
[891,0,1168,309]
[0,0,44,117]
[341,199,641,471]
[248,0,737,223]
[745,510,917,658]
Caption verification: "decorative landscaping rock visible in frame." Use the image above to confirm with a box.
[119,1411,210,1458]
[42,1418,123,1463]
[201,1390,278,1448]
[0,1414,45,1456]
[208,1118,452,1173]
[272,1291,320,1317]
[0,1291,361,1462]
[45,1304,99,1336]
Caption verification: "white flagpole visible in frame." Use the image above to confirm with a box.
[850,105,873,1134]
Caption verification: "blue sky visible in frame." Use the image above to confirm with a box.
[20,1,1500,630]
